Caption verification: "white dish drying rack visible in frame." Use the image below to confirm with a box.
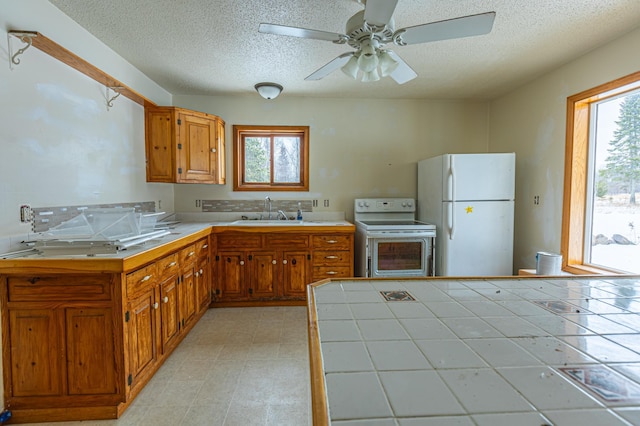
[32,208,171,256]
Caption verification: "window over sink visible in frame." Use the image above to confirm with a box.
[233,125,309,191]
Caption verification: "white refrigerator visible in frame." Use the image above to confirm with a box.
[417,153,515,276]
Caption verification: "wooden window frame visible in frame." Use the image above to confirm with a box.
[561,70,640,275]
[232,125,309,192]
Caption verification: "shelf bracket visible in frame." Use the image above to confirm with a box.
[8,31,38,69]
[106,86,124,110]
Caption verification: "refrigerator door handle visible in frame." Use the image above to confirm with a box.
[449,156,456,239]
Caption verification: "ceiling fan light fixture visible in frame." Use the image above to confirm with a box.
[341,54,360,79]
[357,52,378,73]
[254,82,283,99]
[378,50,399,77]
[361,68,380,82]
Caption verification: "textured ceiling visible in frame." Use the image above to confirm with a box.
[49,0,640,100]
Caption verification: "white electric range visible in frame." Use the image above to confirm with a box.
[354,198,436,277]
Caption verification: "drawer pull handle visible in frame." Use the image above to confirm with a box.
[195,271,199,277]
[163,296,169,303]
[199,269,203,274]
[187,251,195,257]
[240,260,245,266]
[28,277,41,284]
[140,275,152,283]
[166,261,177,268]
[325,255,339,259]
[202,244,208,249]
[282,259,288,265]
[272,260,277,264]
[153,302,159,309]
[326,271,338,275]
[326,240,338,244]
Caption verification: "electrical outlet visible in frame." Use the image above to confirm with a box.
[313,200,318,207]
[533,195,540,205]
[195,199,201,208]
[324,199,330,207]
[20,204,32,222]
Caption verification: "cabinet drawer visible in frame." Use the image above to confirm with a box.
[312,235,352,249]
[180,244,198,264]
[312,250,351,266]
[196,238,210,256]
[7,275,112,302]
[312,266,352,280]
[265,234,309,249]
[217,234,263,249]
[157,253,179,279]
[126,264,157,296]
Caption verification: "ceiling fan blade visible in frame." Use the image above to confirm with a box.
[385,51,417,84]
[305,53,354,81]
[259,23,347,43]
[363,0,399,27]
[394,12,496,46]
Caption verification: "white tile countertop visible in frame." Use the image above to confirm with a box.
[307,276,640,425]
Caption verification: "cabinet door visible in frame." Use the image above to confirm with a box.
[180,264,197,328]
[215,118,226,184]
[8,309,61,397]
[196,255,211,310]
[127,290,157,385]
[249,251,277,299]
[66,307,116,395]
[177,113,216,183]
[159,276,180,354]
[145,108,175,182]
[216,252,247,300]
[282,251,311,298]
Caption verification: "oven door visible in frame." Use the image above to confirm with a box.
[368,232,434,277]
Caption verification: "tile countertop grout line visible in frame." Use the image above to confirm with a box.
[311,276,640,425]
[361,282,562,423]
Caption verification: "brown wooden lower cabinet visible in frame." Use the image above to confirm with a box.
[212,229,354,305]
[0,234,212,423]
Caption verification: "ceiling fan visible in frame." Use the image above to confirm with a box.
[258,0,495,84]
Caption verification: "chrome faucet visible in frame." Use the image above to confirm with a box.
[277,210,288,220]
[264,196,272,219]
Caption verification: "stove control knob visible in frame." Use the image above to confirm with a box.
[406,201,413,208]
[401,202,407,207]
[364,201,370,207]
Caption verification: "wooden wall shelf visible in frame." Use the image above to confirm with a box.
[9,30,157,107]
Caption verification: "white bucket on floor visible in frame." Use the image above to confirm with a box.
[536,252,562,275]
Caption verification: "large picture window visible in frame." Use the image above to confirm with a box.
[233,125,309,191]
[562,71,640,274]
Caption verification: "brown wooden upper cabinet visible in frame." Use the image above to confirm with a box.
[145,106,226,184]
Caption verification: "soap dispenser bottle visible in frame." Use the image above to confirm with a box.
[296,202,303,220]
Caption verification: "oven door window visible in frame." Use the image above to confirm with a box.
[371,238,430,277]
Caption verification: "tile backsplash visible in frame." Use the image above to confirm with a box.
[201,199,312,213]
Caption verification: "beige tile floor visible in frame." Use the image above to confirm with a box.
[20,306,312,426]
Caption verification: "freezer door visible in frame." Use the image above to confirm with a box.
[443,153,515,201]
[439,200,514,276]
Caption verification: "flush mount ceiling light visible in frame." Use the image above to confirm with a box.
[254,82,283,99]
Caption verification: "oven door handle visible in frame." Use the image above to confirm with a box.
[367,232,435,239]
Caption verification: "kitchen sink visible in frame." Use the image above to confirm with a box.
[230,220,304,226]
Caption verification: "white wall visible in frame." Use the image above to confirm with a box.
[0,1,173,244]
[489,26,640,270]
[173,95,490,221]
